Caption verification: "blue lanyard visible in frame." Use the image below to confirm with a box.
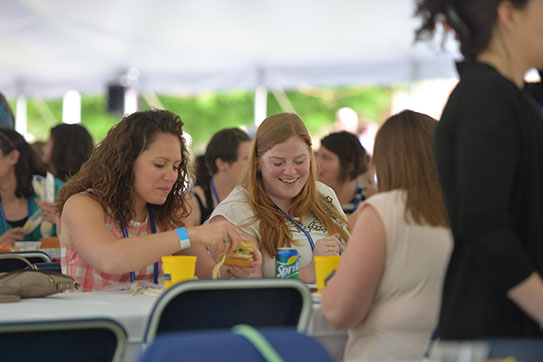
[122,204,159,284]
[210,179,220,204]
[352,183,361,211]
[275,205,315,252]
[0,198,32,233]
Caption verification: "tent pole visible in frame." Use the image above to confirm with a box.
[15,95,27,137]
[254,85,267,127]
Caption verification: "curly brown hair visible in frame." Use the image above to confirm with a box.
[57,109,191,229]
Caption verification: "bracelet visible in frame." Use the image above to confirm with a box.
[175,227,191,250]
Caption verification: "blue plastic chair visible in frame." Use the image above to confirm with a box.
[484,338,543,362]
[144,278,312,343]
[139,327,333,362]
[0,251,52,272]
[0,318,127,362]
[23,262,61,273]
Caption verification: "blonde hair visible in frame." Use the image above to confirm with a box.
[373,110,447,227]
[241,113,350,257]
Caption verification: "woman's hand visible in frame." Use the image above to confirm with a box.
[0,227,26,243]
[313,233,343,256]
[223,245,263,278]
[187,220,243,256]
[36,199,58,224]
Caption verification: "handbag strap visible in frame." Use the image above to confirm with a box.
[0,253,37,270]
[232,324,285,362]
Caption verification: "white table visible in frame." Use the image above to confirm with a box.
[0,290,348,362]
[0,291,155,362]
[309,293,348,362]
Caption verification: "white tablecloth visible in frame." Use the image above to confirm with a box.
[0,290,348,362]
[309,293,348,362]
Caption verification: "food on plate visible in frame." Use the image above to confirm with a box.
[39,236,60,249]
[0,242,15,252]
[224,240,255,267]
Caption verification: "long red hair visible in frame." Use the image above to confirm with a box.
[241,113,350,257]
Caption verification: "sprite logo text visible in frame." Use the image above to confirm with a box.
[276,255,299,278]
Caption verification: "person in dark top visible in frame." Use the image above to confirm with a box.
[186,128,251,226]
[416,0,543,339]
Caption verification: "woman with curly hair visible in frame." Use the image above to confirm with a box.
[206,112,350,282]
[415,0,543,338]
[58,109,242,292]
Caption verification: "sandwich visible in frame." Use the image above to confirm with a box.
[224,240,255,267]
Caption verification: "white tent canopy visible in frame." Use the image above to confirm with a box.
[0,0,460,99]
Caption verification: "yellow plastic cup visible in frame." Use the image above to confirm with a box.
[162,255,197,290]
[314,255,341,291]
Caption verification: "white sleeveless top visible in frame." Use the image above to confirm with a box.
[345,190,453,362]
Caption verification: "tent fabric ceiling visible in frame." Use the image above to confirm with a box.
[0,0,460,98]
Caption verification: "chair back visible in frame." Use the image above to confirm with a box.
[144,278,312,343]
[139,327,333,362]
[0,318,127,362]
[485,338,543,362]
[24,262,61,273]
[0,251,52,272]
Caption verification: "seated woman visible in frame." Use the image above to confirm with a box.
[57,109,242,292]
[186,128,251,226]
[322,110,453,362]
[206,112,350,283]
[0,128,63,244]
[316,131,376,222]
[42,123,94,182]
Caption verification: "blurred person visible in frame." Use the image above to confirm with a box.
[322,110,453,362]
[30,140,48,174]
[186,128,251,226]
[57,109,242,291]
[206,113,350,282]
[0,128,63,243]
[193,154,211,185]
[0,93,14,129]
[316,131,377,222]
[42,123,94,182]
[416,0,543,337]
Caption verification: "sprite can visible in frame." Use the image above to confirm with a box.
[275,247,299,279]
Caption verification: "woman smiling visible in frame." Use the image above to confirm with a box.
[207,112,350,283]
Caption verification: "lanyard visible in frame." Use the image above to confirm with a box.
[275,205,315,252]
[210,179,220,204]
[122,204,159,284]
[0,198,31,233]
[352,183,361,211]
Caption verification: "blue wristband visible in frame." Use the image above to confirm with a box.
[175,227,191,250]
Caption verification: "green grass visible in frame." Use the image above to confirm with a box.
[20,86,391,152]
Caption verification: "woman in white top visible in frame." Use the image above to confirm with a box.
[322,110,453,362]
[207,112,350,282]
